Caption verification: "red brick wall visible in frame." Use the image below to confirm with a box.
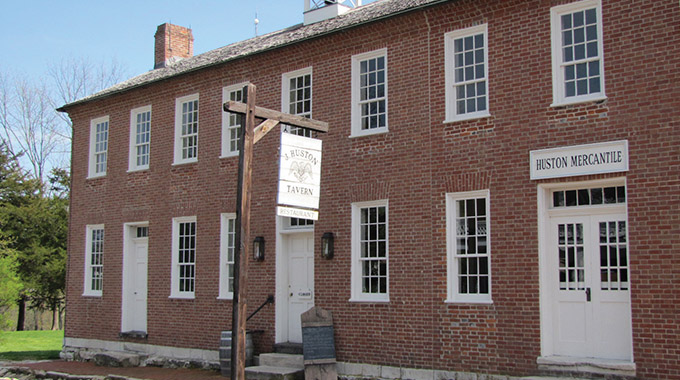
[64,0,680,378]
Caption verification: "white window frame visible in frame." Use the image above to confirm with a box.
[170,216,197,299]
[174,93,199,165]
[88,116,109,178]
[446,190,492,303]
[218,213,236,299]
[221,84,248,158]
[281,67,313,137]
[444,24,491,123]
[550,0,606,107]
[128,105,151,172]
[83,224,104,297]
[350,48,388,138]
[350,199,389,303]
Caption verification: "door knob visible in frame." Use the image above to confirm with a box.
[585,288,591,302]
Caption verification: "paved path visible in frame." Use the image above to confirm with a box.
[1,360,227,380]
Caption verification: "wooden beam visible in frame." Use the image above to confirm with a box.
[254,119,280,144]
[231,84,256,380]
[224,100,329,133]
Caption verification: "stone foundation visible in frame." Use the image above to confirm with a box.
[61,337,219,371]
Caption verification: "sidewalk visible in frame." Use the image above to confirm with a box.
[0,360,227,380]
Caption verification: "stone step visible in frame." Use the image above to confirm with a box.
[274,342,303,355]
[258,353,304,369]
[92,351,141,367]
[245,365,304,380]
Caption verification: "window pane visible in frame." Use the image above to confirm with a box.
[359,205,388,296]
[453,195,490,298]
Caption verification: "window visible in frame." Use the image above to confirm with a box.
[136,226,149,238]
[550,0,605,106]
[351,200,389,302]
[445,24,490,122]
[282,67,313,137]
[84,225,104,296]
[552,185,625,208]
[218,213,236,299]
[171,216,196,298]
[222,84,247,157]
[289,217,314,228]
[88,116,109,178]
[129,105,151,171]
[351,49,388,137]
[446,190,491,303]
[174,94,199,164]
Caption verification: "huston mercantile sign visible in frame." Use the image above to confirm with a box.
[277,132,322,220]
[530,140,629,180]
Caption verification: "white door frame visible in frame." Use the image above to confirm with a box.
[121,221,148,333]
[275,217,314,344]
[538,177,633,361]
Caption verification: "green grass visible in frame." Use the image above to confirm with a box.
[0,330,63,360]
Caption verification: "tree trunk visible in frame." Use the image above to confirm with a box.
[34,308,40,330]
[16,295,26,331]
[58,304,64,330]
[51,303,58,330]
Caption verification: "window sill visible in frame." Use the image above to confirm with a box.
[445,298,493,305]
[349,128,388,139]
[172,159,198,166]
[217,296,234,300]
[169,294,195,300]
[444,111,491,124]
[127,167,149,173]
[219,153,238,159]
[86,174,106,180]
[550,94,607,108]
[349,296,390,303]
[82,292,102,298]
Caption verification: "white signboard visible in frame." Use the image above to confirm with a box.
[530,140,628,180]
[277,132,322,211]
[276,206,319,221]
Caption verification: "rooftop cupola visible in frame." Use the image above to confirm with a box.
[304,0,362,25]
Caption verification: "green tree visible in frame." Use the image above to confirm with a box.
[0,141,40,330]
[0,240,22,330]
[28,169,69,329]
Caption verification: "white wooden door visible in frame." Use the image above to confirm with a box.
[286,232,314,343]
[550,213,631,360]
[131,238,148,331]
[123,236,148,332]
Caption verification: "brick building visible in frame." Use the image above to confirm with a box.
[58,0,680,378]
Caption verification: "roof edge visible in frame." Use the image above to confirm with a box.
[58,0,451,113]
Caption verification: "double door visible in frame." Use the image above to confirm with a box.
[549,213,631,360]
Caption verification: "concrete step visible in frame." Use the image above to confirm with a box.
[258,353,304,369]
[245,365,304,380]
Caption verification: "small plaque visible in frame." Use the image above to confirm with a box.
[301,306,336,365]
[302,325,336,364]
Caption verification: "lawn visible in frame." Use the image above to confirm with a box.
[0,330,63,360]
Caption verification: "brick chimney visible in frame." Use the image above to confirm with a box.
[154,23,194,69]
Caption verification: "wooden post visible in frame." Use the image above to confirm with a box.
[231,84,256,380]
[223,83,327,379]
